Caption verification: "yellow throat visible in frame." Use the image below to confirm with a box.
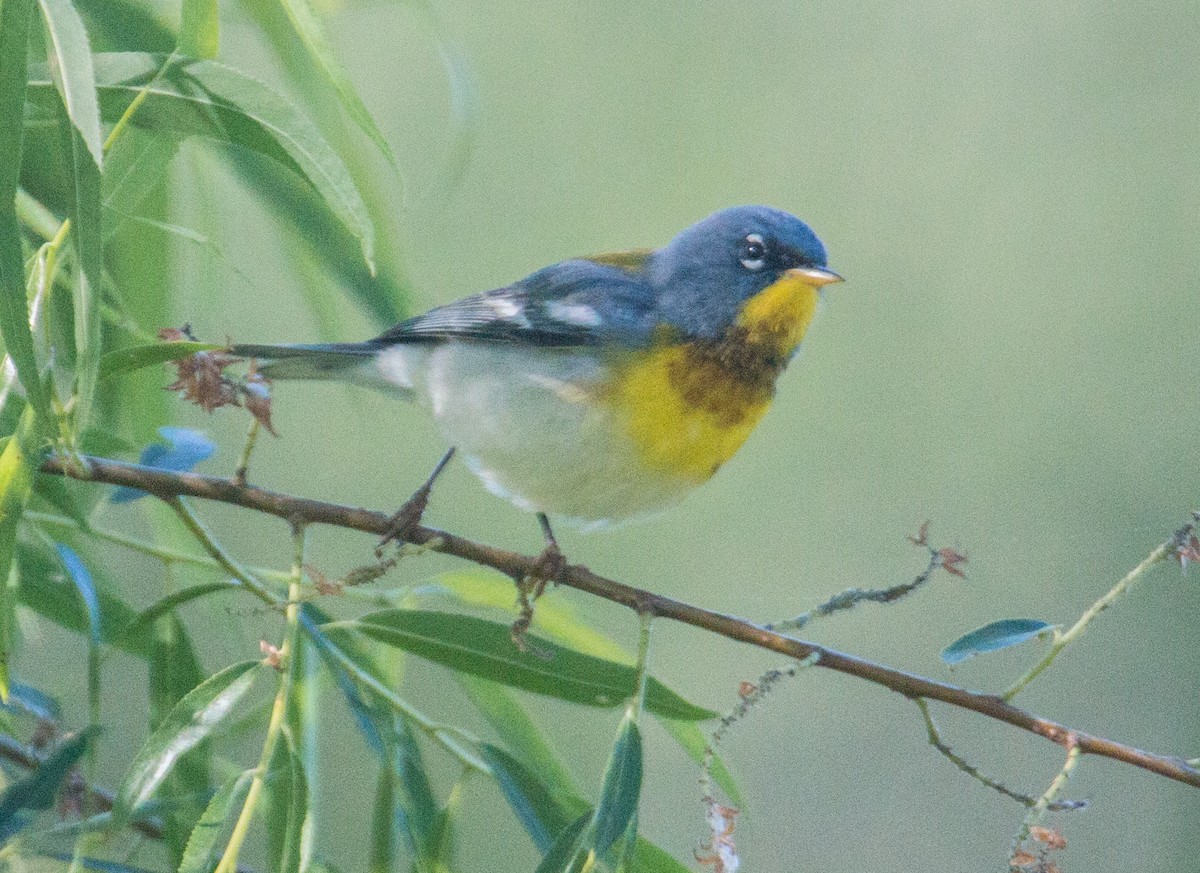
[611,273,822,482]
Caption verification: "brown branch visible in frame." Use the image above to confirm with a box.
[38,453,1200,790]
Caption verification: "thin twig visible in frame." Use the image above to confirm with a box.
[36,454,1200,790]
[765,546,943,631]
[914,698,1085,811]
[1003,517,1196,699]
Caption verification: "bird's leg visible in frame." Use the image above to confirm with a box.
[511,512,569,651]
[530,513,568,595]
[376,447,456,556]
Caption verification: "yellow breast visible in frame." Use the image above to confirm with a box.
[607,275,821,482]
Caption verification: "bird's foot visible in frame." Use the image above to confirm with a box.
[376,447,456,557]
[510,514,568,653]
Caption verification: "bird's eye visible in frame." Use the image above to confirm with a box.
[739,234,767,271]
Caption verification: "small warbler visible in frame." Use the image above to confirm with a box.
[232,205,841,531]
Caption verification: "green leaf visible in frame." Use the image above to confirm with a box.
[941,619,1056,666]
[591,714,642,857]
[630,838,692,873]
[38,0,105,167]
[178,0,218,58]
[115,660,260,818]
[0,729,93,841]
[479,743,579,854]
[415,572,630,662]
[149,612,211,866]
[277,0,397,167]
[116,581,238,646]
[392,715,439,865]
[0,0,52,425]
[99,340,222,380]
[264,729,311,873]
[177,769,253,873]
[428,778,464,872]
[28,52,375,268]
[55,544,102,728]
[533,812,589,873]
[16,540,151,659]
[653,716,742,808]
[63,112,105,436]
[0,409,39,701]
[368,756,396,873]
[334,610,714,721]
[54,544,100,645]
[458,674,578,800]
[102,129,180,233]
[225,145,409,327]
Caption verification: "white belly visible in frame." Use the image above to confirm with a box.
[362,342,696,527]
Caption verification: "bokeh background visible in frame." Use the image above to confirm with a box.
[29,0,1200,870]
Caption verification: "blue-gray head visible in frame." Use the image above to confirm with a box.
[651,205,841,338]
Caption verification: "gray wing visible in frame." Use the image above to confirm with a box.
[373,258,659,349]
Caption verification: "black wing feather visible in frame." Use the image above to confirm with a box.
[373,257,658,349]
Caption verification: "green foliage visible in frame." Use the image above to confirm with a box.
[12,0,1163,870]
[942,619,1056,666]
[0,0,746,863]
[334,609,714,720]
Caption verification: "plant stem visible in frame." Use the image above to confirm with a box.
[166,496,281,607]
[1002,537,1178,700]
[25,510,293,583]
[213,524,307,873]
[309,625,490,773]
[233,418,260,486]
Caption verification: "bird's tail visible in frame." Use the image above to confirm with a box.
[229,342,378,381]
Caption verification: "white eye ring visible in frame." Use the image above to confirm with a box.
[739,233,766,271]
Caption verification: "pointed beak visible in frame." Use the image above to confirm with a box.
[786,265,844,287]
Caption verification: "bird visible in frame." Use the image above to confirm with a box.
[230,205,841,552]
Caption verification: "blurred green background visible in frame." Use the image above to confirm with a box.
[28,0,1200,870]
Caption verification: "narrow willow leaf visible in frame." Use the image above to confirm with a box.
[277,0,397,167]
[117,581,238,645]
[54,544,100,645]
[0,729,93,841]
[428,779,464,871]
[533,812,590,873]
[147,608,211,865]
[38,855,158,873]
[28,52,375,268]
[653,716,742,808]
[32,470,89,526]
[177,0,218,58]
[480,744,578,854]
[115,660,260,818]
[0,0,51,424]
[225,147,409,326]
[38,0,104,166]
[64,117,104,435]
[99,341,221,380]
[368,758,396,873]
[591,715,642,857]
[5,682,61,721]
[55,543,101,725]
[264,729,310,873]
[415,571,629,661]
[631,838,692,873]
[942,619,1056,666]
[336,610,714,721]
[103,129,180,226]
[16,540,151,659]
[458,674,578,800]
[0,409,38,701]
[393,715,438,864]
[177,769,253,873]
